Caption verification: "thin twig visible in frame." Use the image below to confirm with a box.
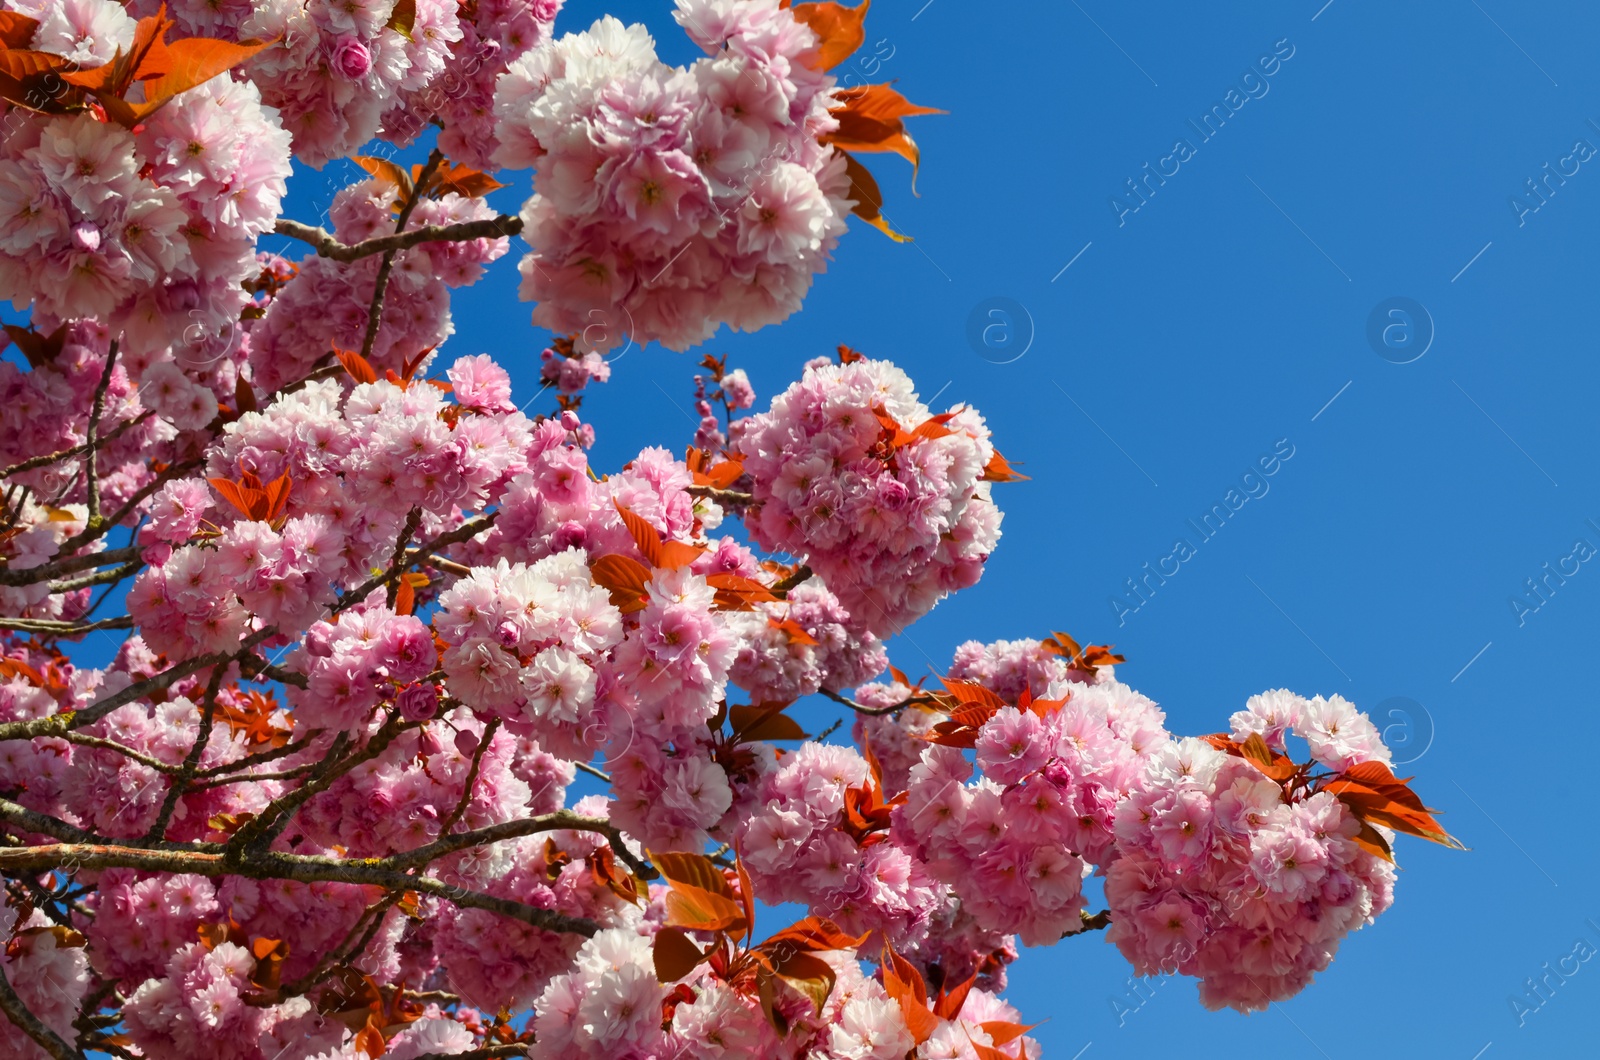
[361,148,446,359]
[81,340,119,533]
[817,686,937,717]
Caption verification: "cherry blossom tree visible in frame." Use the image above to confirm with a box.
[0,1,1460,1057]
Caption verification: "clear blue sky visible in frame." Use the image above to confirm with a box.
[268,1,1598,1055]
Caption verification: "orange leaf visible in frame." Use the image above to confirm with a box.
[614,502,707,570]
[790,0,869,70]
[589,554,652,613]
[728,704,808,742]
[980,448,1029,482]
[770,948,836,1018]
[262,471,292,521]
[882,942,938,1044]
[0,12,38,48]
[825,83,944,191]
[1351,820,1394,863]
[932,969,977,1021]
[1320,761,1465,850]
[393,577,415,616]
[208,476,262,520]
[139,35,273,108]
[707,572,779,611]
[978,1020,1038,1047]
[768,617,818,646]
[431,161,506,199]
[650,850,749,937]
[653,926,706,983]
[335,348,378,385]
[760,916,867,955]
[937,677,1006,711]
[837,344,865,364]
[353,1013,386,1058]
[354,156,414,201]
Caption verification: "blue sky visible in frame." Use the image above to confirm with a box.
[271,0,1598,1055]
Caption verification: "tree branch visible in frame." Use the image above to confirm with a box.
[816,686,937,717]
[361,149,446,359]
[274,215,523,263]
[0,844,598,937]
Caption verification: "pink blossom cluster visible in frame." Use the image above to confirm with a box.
[727,578,887,705]
[392,0,565,170]
[0,638,284,842]
[251,179,509,389]
[0,5,292,359]
[898,655,1169,946]
[493,0,853,352]
[435,550,623,756]
[150,0,468,168]
[737,742,944,951]
[432,797,642,1011]
[734,356,1004,635]
[1104,694,1398,1012]
[122,938,338,1059]
[0,905,90,1060]
[539,341,611,396]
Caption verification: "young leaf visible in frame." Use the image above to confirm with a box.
[652,926,706,983]
[0,12,38,48]
[386,0,416,40]
[140,35,274,109]
[881,942,938,1044]
[980,448,1029,482]
[707,572,780,610]
[760,917,867,955]
[769,948,837,1018]
[790,0,869,71]
[1320,761,1465,850]
[825,83,945,190]
[353,155,414,201]
[589,554,652,613]
[335,348,379,385]
[728,704,808,742]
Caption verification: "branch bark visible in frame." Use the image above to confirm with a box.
[274,215,523,262]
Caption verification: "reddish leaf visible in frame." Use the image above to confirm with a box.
[768,617,819,646]
[978,1020,1038,1047]
[0,12,38,48]
[932,969,977,1021]
[707,572,780,610]
[728,704,808,742]
[650,850,748,936]
[353,156,413,201]
[393,578,416,616]
[937,677,1007,711]
[234,376,258,415]
[790,0,869,70]
[208,476,260,520]
[881,942,938,1044]
[1351,820,1394,863]
[837,344,865,364]
[335,348,379,385]
[386,0,416,40]
[353,1013,386,1058]
[980,448,1029,482]
[825,83,944,189]
[760,917,867,955]
[139,35,273,108]
[262,471,292,521]
[431,161,506,199]
[1320,761,1465,850]
[734,851,756,937]
[589,554,652,613]
[769,948,836,1018]
[653,926,706,983]
[0,49,69,83]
